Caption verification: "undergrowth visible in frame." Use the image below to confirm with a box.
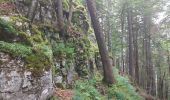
[73,79,103,100]
[73,68,143,100]
[108,67,143,100]
[52,42,75,59]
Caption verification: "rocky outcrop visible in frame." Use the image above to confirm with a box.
[0,52,53,100]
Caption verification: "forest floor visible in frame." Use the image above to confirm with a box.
[54,88,74,100]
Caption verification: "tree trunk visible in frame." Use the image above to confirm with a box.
[106,0,112,53]
[86,0,115,84]
[167,50,170,73]
[133,18,139,84]
[27,0,38,23]
[127,6,134,77]
[143,12,155,96]
[55,0,65,38]
[68,0,73,26]
[121,4,125,74]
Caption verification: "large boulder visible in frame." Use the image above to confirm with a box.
[0,52,53,100]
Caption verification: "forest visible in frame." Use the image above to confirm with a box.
[0,0,170,100]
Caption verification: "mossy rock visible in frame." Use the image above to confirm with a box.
[0,17,53,76]
[0,17,47,45]
[0,41,32,57]
[25,53,52,76]
[0,18,18,42]
[26,43,53,76]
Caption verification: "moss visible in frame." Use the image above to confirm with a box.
[0,41,32,57]
[52,42,75,59]
[0,42,53,76]
[0,18,18,36]
[72,9,89,33]
[0,16,54,77]
[25,52,52,76]
[24,42,53,76]
[0,17,47,45]
[38,23,59,33]
[0,17,52,75]
[0,40,53,76]
[63,0,69,11]
[32,43,53,60]
[0,18,28,42]
[10,16,30,23]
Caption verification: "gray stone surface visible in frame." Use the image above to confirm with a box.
[0,52,53,100]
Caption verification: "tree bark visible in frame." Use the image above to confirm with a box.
[127,6,134,77]
[167,50,170,73]
[133,18,139,84]
[55,0,65,38]
[68,0,73,26]
[143,12,155,96]
[106,0,112,53]
[86,0,115,84]
[120,4,125,74]
[27,0,38,23]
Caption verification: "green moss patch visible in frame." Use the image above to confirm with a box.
[0,17,53,76]
[52,42,75,59]
[0,41,32,57]
[25,52,52,76]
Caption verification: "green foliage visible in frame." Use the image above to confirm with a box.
[0,17,48,46]
[0,41,52,76]
[33,44,53,59]
[11,16,30,23]
[25,52,52,76]
[108,68,143,100]
[0,18,18,35]
[25,43,53,76]
[52,42,75,59]
[0,17,53,76]
[49,96,59,100]
[63,0,69,10]
[0,41,32,57]
[73,80,102,100]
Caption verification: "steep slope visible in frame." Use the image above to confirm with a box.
[0,1,145,100]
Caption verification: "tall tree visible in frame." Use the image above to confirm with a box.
[120,3,126,74]
[106,0,112,53]
[133,16,139,84]
[143,11,155,96]
[86,0,115,84]
[127,5,134,77]
[55,0,65,38]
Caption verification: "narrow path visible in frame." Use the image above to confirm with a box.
[54,88,74,100]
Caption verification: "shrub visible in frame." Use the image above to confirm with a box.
[52,42,75,59]
[108,68,143,100]
[73,80,102,100]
